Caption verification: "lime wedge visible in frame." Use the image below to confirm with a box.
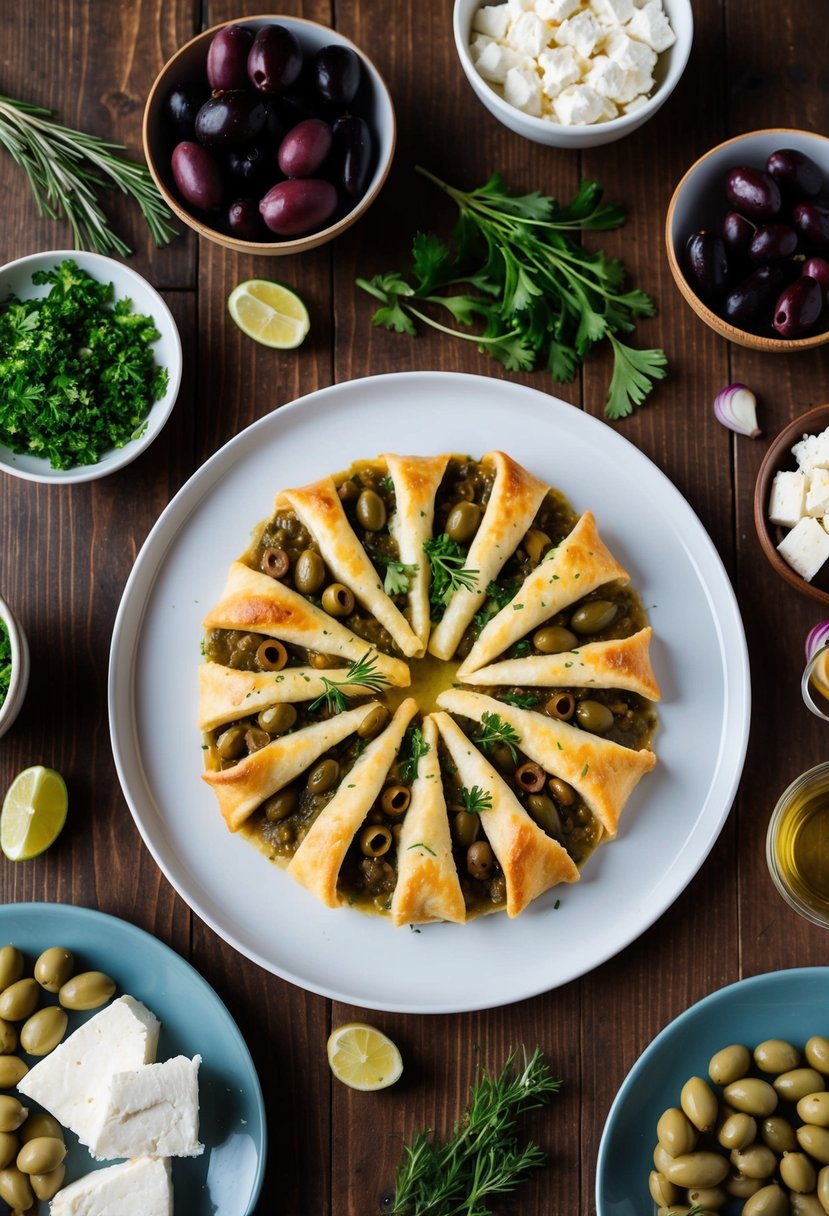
[326,1022,403,1091]
[227,279,310,349]
[1,766,68,861]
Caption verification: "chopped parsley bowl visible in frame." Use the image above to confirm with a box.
[0,250,182,484]
[0,593,29,740]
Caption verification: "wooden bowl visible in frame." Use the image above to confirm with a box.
[754,402,829,606]
[666,129,829,351]
[143,15,396,255]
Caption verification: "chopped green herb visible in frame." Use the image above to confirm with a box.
[473,579,518,631]
[307,650,391,715]
[501,691,540,710]
[407,841,436,857]
[377,556,417,597]
[474,711,521,763]
[378,474,395,494]
[400,725,431,785]
[423,533,479,620]
[460,785,492,816]
[512,639,532,657]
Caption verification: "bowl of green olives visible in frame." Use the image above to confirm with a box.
[0,593,29,741]
[666,129,829,351]
[143,15,396,254]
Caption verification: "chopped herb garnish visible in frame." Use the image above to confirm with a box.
[377,556,417,597]
[307,650,391,715]
[460,785,492,816]
[512,639,532,657]
[378,474,395,494]
[474,711,521,763]
[407,841,437,856]
[473,579,517,631]
[400,725,430,785]
[501,691,540,710]
[423,533,479,620]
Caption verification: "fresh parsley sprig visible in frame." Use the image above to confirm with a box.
[392,1047,560,1216]
[307,650,391,715]
[377,556,418,597]
[356,168,667,419]
[424,534,479,620]
[473,712,521,764]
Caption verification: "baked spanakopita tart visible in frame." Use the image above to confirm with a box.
[199,451,660,925]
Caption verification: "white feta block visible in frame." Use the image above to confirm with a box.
[472,3,511,38]
[806,469,829,517]
[584,54,625,98]
[591,0,635,24]
[554,10,602,58]
[535,0,581,19]
[538,45,583,95]
[474,39,531,82]
[768,470,808,528]
[793,427,829,474]
[625,0,676,51]
[506,0,535,18]
[777,516,829,582]
[553,83,605,124]
[50,1156,172,1216]
[603,28,658,71]
[506,10,551,55]
[503,65,544,114]
[89,1055,204,1161]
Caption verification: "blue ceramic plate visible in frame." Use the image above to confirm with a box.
[1,903,265,1215]
[596,967,829,1216]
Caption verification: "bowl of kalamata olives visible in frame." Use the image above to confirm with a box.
[666,129,829,350]
[143,16,396,254]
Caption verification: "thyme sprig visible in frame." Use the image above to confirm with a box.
[307,650,391,715]
[0,93,176,256]
[392,1047,560,1216]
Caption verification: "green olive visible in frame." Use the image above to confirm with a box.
[754,1038,801,1074]
[0,1098,26,1133]
[657,1107,698,1156]
[216,724,247,761]
[653,1143,674,1173]
[0,950,22,996]
[256,639,288,672]
[16,1136,66,1176]
[687,1187,727,1211]
[244,726,271,753]
[549,777,576,806]
[798,1125,829,1165]
[806,1036,829,1073]
[467,841,495,880]
[710,1044,751,1086]
[355,489,387,532]
[0,1018,17,1055]
[490,744,516,775]
[791,1193,825,1216]
[730,1144,777,1180]
[532,625,577,655]
[31,1162,65,1201]
[0,1134,16,1170]
[681,1077,719,1134]
[526,794,562,838]
[575,699,615,734]
[445,501,481,544]
[33,948,74,995]
[545,692,575,721]
[0,980,38,1024]
[337,478,359,503]
[798,1092,829,1127]
[0,1164,32,1209]
[20,1115,62,1145]
[723,1077,778,1117]
[263,788,298,823]
[321,583,355,617]
[58,971,116,1012]
[19,1007,68,1057]
[294,549,326,595]
[452,810,480,849]
[522,528,552,565]
[306,759,340,795]
[743,1184,788,1216]
[570,599,618,635]
[761,1115,797,1154]
[357,705,390,740]
[817,1164,829,1212]
[662,1151,730,1188]
[718,1112,757,1151]
[358,825,392,858]
[780,1151,818,1194]
[258,704,297,735]
[649,1171,679,1207]
[0,1057,26,1088]
[726,1172,764,1200]
[774,1068,825,1102]
[381,786,410,816]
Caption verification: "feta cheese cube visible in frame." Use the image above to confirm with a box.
[553,83,605,124]
[474,39,531,82]
[793,427,829,474]
[470,32,495,61]
[591,0,635,24]
[89,1055,204,1161]
[768,470,808,528]
[598,95,619,120]
[50,1156,172,1216]
[472,3,511,39]
[535,0,581,18]
[777,516,829,582]
[506,11,550,56]
[603,28,658,72]
[625,0,676,52]
[506,0,535,19]
[555,10,602,58]
[623,92,651,113]
[584,54,625,98]
[538,45,583,95]
[503,65,544,114]
[806,469,829,517]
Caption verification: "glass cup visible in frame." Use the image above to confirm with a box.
[802,625,829,720]
[766,761,829,928]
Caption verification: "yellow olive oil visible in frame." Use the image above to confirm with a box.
[773,772,829,923]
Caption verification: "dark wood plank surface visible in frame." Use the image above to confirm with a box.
[1,1,829,1213]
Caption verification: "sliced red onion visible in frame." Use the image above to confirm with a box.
[805,619,829,662]
[713,384,760,437]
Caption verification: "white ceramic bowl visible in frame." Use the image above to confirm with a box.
[0,593,29,739]
[453,0,693,149]
[0,250,182,484]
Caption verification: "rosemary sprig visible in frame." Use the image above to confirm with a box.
[0,93,176,256]
[459,785,492,816]
[392,1047,560,1216]
[473,711,521,764]
[307,650,391,715]
[423,534,479,620]
[399,726,431,785]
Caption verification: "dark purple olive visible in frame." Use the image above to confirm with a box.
[684,230,729,297]
[723,264,787,330]
[725,166,782,221]
[802,256,829,295]
[259,178,338,235]
[311,45,361,105]
[171,141,222,211]
[767,148,823,198]
[332,114,373,198]
[227,198,266,240]
[277,118,332,178]
[195,91,266,147]
[164,83,210,142]
[722,210,755,257]
[748,222,798,263]
[207,24,255,91]
[793,201,829,249]
[225,142,281,190]
[247,25,303,95]
[773,276,824,337]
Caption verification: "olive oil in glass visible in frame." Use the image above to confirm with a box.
[767,763,829,927]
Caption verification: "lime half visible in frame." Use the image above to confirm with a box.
[228,279,310,349]
[326,1022,403,1091]
[1,766,68,861]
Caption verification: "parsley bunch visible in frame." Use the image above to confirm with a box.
[357,168,667,419]
[0,259,169,470]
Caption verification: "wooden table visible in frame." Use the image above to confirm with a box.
[2,1,829,1212]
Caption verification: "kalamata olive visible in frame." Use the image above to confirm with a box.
[259,178,338,236]
[171,141,222,212]
[767,147,824,198]
[723,264,787,330]
[58,971,116,1011]
[803,256,829,295]
[772,276,823,337]
[256,639,288,672]
[247,24,303,95]
[685,230,729,297]
[195,92,266,147]
[278,118,333,178]
[311,44,362,105]
[34,947,74,994]
[164,83,210,141]
[793,201,829,249]
[16,1136,67,1176]
[226,143,270,186]
[722,210,756,257]
[227,198,266,241]
[207,24,255,91]
[749,223,798,263]
[31,1162,65,1201]
[332,114,373,199]
[0,949,23,995]
[20,1006,68,1056]
[725,166,782,220]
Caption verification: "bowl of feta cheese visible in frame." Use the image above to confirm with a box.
[453,0,693,148]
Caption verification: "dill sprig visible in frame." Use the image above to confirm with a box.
[0,93,176,256]
[424,534,479,620]
[473,711,521,764]
[459,785,492,816]
[392,1047,560,1216]
[307,650,391,715]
